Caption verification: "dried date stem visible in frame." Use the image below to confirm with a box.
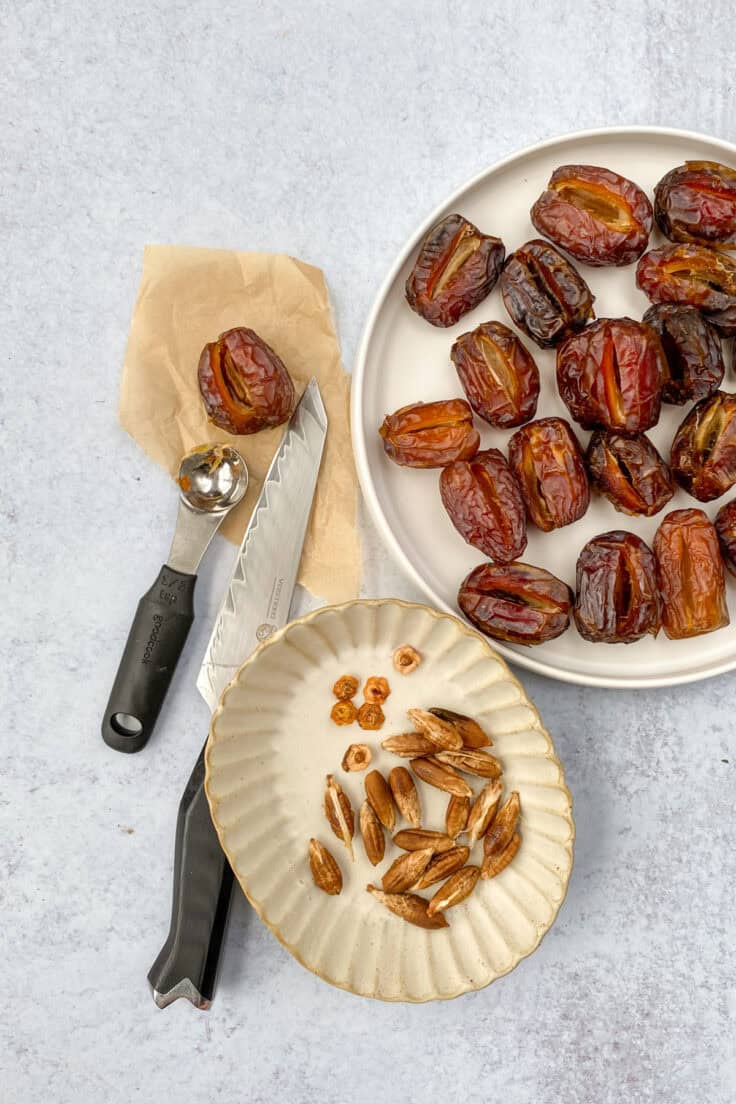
[393,645,421,675]
[341,743,372,771]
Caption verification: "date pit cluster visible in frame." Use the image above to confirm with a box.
[379,160,736,646]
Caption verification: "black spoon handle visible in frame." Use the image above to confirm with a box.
[147,744,234,1009]
[101,565,196,753]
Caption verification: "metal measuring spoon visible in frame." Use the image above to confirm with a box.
[102,445,248,753]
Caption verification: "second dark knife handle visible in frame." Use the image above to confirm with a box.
[147,745,234,1009]
[102,565,196,753]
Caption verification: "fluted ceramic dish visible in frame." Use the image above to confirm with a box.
[205,599,574,1002]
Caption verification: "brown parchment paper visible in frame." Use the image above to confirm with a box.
[119,245,360,603]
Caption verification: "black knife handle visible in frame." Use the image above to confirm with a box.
[102,565,196,753]
[147,745,234,1009]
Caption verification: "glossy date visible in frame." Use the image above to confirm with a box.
[508,417,589,531]
[198,327,295,434]
[715,499,736,577]
[457,562,573,646]
[636,243,736,335]
[670,390,736,501]
[654,161,736,247]
[379,399,480,468]
[405,214,505,327]
[586,431,674,517]
[556,317,664,434]
[654,508,729,639]
[530,164,653,266]
[499,238,595,348]
[451,321,539,428]
[439,448,527,563]
[574,531,660,644]
[642,304,724,404]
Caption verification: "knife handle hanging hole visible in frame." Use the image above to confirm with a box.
[110,712,144,739]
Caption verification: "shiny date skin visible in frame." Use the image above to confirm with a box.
[642,304,724,404]
[451,321,539,428]
[715,499,736,577]
[439,448,527,563]
[508,417,589,532]
[458,562,573,646]
[198,327,295,434]
[636,244,736,335]
[654,161,736,247]
[574,531,660,644]
[499,238,595,348]
[405,214,505,328]
[379,399,480,468]
[531,164,653,266]
[586,431,674,517]
[556,317,665,434]
[654,508,729,639]
[670,390,736,502]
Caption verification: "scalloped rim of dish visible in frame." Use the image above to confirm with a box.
[350,125,736,690]
[204,597,575,1002]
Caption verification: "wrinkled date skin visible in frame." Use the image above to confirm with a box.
[405,213,505,327]
[642,304,724,404]
[458,562,573,646]
[556,317,664,434]
[715,499,736,577]
[456,560,573,644]
[654,161,736,247]
[654,508,729,639]
[636,244,736,335]
[379,399,480,468]
[531,164,653,266]
[508,417,590,531]
[586,431,674,517]
[439,448,527,563]
[198,327,295,434]
[574,531,661,644]
[670,390,736,501]
[451,321,539,428]
[499,238,595,348]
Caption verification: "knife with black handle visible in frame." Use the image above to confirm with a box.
[148,378,328,1008]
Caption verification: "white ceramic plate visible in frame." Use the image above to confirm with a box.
[351,126,736,688]
[205,600,574,1002]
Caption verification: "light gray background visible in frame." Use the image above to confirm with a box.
[2,2,735,1102]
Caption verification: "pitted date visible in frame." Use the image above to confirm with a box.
[642,304,724,404]
[499,238,595,348]
[586,431,674,517]
[654,508,729,639]
[574,531,660,644]
[556,317,664,434]
[439,448,527,563]
[636,244,736,335]
[530,164,653,266]
[198,327,295,434]
[715,500,736,577]
[379,399,480,468]
[508,417,589,531]
[451,321,539,428]
[670,390,736,501]
[458,562,573,646]
[654,161,736,247]
[405,214,505,327]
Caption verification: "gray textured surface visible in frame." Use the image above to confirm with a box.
[2,2,735,1102]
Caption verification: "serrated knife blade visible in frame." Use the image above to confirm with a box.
[148,377,327,1010]
[196,376,328,711]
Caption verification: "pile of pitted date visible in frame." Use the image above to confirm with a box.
[379,160,736,646]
